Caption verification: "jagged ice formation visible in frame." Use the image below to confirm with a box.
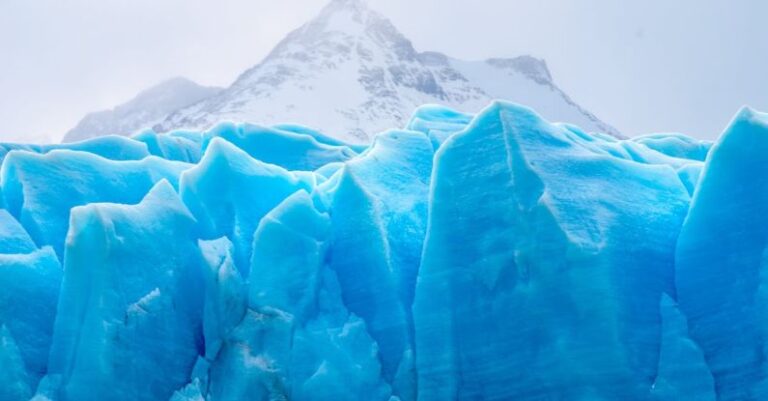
[3,100,766,401]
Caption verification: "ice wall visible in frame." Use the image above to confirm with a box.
[0,104,761,400]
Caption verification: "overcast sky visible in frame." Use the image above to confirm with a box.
[1,0,766,142]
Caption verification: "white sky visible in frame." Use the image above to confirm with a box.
[1,0,766,142]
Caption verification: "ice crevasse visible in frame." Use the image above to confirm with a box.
[0,100,765,400]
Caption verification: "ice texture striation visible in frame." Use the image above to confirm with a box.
[0,100,761,400]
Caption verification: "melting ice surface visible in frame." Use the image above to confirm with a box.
[0,100,765,400]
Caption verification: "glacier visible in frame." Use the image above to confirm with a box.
[0,101,763,400]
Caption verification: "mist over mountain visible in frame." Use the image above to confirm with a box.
[63,78,221,143]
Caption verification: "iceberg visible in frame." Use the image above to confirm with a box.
[45,181,204,401]
[1,150,190,258]
[675,107,768,400]
[413,103,692,400]
[0,100,761,400]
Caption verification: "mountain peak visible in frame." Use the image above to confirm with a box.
[299,0,390,37]
[68,0,620,143]
[131,77,218,105]
[324,0,370,11]
[258,0,415,69]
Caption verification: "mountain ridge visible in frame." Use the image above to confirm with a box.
[63,77,221,143]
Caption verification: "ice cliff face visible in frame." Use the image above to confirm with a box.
[65,0,618,143]
[2,100,762,401]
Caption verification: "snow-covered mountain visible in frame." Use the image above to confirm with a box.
[66,0,619,143]
[63,77,221,142]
